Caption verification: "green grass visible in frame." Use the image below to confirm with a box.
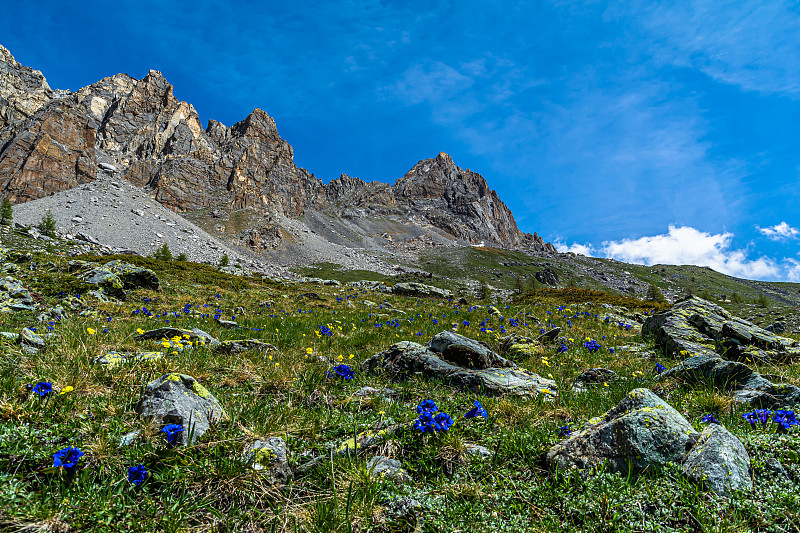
[0,242,799,532]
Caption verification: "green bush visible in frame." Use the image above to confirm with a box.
[0,198,12,227]
[218,253,230,267]
[153,243,173,261]
[176,252,188,262]
[37,209,57,237]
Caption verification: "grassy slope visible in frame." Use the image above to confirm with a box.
[1,233,799,531]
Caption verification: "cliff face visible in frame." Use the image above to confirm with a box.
[0,44,555,252]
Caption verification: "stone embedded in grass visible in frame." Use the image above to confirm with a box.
[547,388,699,475]
[0,275,35,312]
[19,327,45,349]
[215,318,238,328]
[135,373,226,445]
[77,260,160,299]
[134,327,218,346]
[211,339,278,355]
[362,340,557,398]
[572,368,620,393]
[681,424,752,496]
[465,444,493,460]
[643,296,800,362]
[427,330,515,370]
[366,456,410,483]
[93,351,164,367]
[391,282,452,299]
[661,354,800,408]
[242,437,291,481]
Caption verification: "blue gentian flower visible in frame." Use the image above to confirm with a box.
[127,465,148,485]
[558,425,571,437]
[161,424,183,446]
[329,364,354,380]
[416,399,438,414]
[702,413,720,424]
[433,412,454,431]
[773,410,799,431]
[53,446,84,470]
[464,401,488,419]
[556,344,569,353]
[31,381,53,397]
[583,340,601,352]
[655,363,666,374]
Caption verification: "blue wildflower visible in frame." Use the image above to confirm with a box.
[464,400,488,419]
[702,413,720,424]
[558,425,571,437]
[53,446,84,470]
[416,399,438,414]
[328,364,354,380]
[655,363,666,374]
[583,340,601,352]
[433,412,454,431]
[556,343,569,353]
[127,465,148,485]
[161,424,183,446]
[31,381,53,397]
[773,410,799,431]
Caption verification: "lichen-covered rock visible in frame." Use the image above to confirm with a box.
[366,456,410,483]
[682,424,752,496]
[94,351,163,367]
[134,327,217,346]
[547,388,699,475]
[362,341,556,398]
[78,260,160,299]
[427,330,515,370]
[242,437,291,481]
[211,339,278,355]
[643,297,800,362]
[134,373,226,445]
[19,327,44,348]
[0,276,34,312]
[392,282,452,299]
[572,368,619,393]
[661,354,800,408]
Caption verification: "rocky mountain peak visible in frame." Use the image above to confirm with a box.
[0,44,557,255]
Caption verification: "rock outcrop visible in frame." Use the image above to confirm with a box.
[0,44,556,252]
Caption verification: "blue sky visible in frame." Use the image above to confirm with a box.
[4,1,800,281]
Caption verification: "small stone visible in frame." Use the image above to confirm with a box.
[243,437,291,481]
[366,456,410,482]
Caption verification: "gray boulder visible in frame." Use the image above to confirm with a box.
[643,297,800,362]
[135,327,218,346]
[242,437,291,481]
[212,339,278,355]
[427,330,515,370]
[366,456,410,483]
[547,388,698,475]
[572,368,620,393]
[662,354,800,408]
[392,282,452,299]
[78,260,160,299]
[682,424,752,496]
[0,276,34,312]
[135,373,226,445]
[362,340,556,398]
[94,351,164,366]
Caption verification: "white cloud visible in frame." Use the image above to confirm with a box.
[598,225,785,280]
[553,238,595,256]
[756,222,800,241]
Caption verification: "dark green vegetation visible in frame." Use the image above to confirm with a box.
[1,230,800,532]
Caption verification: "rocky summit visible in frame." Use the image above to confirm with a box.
[0,44,555,266]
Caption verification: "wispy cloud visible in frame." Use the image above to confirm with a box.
[625,1,800,95]
[756,222,800,241]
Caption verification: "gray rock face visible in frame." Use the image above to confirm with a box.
[391,282,453,299]
[534,267,559,286]
[547,388,698,475]
[427,330,515,370]
[134,373,226,445]
[242,437,291,481]
[362,340,556,397]
[661,354,800,408]
[643,297,800,362]
[93,351,164,366]
[681,424,752,496]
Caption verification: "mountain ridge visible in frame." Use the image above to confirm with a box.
[0,44,556,255]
